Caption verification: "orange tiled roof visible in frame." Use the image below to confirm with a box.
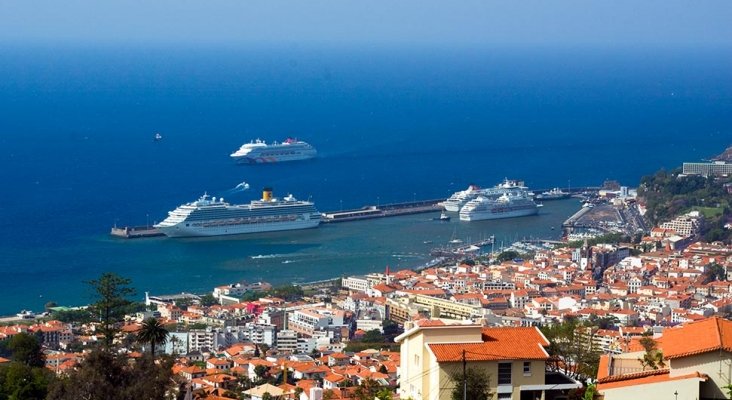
[428,327,549,362]
[597,369,707,391]
[662,317,732,359]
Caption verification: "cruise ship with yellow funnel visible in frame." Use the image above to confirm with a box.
[155,188,320,237]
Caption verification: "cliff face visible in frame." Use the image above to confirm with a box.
[712,145,732,162]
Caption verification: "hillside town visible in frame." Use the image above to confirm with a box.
[1,152,732,399]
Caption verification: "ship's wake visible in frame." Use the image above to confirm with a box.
[224,181,250,194]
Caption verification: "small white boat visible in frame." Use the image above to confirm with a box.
[154,133,163,141]
[433,212,451,221]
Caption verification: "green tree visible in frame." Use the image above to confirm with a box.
[496,250,520,263]
[376,387,394,400]
[137,317,169,360]
[254,364,269,384]
[638,333,665,371]
[541,319,601,380]
[7,332,45,368]
[354,378,384,400]
[704,262,727,284]
[449,366,492,400]
[362,329,384,343]
[51,308,95,323]
[583,384,597,400]
[87,273,136,350]
[46,349,176,400]
[0,361,55,400]
[323,389,337,400]
[199,293,218,306]
[44,301,58,312]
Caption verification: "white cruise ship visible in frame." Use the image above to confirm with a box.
[441,184,483,212]
[459,192,539,221]
[230,138,316,164]
[155,189,320,237]
[441,179,532,212]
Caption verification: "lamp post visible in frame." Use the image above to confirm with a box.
[673,390,678,400]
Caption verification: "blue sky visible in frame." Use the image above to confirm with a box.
[1,0,731,47]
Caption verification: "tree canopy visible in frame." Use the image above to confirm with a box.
[47,350,176,400]
[639,168,731,242]
[448,366,493,400]
[541,318,601,380]
[137,317,169,360]
[87,273,136,350]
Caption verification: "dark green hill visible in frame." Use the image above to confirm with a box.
[638,168,731,243]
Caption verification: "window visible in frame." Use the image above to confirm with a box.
[523,361,531,376]
[413,354,420,366]
[498,362,512,385]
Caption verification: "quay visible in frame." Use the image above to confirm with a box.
[320,199,444,223]
[110,225,164,239]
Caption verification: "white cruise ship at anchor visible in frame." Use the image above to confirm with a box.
[155,188,320,237]
[230,138,317,164]
[441,178,532,212]
[459,192,539,221]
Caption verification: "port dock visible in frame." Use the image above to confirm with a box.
[110,225,165,239]
[321,199,444,223]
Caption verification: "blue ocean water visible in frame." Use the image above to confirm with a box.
[0,44,730,314]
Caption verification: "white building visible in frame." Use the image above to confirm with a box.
[277,329,298,353]
[342,276,371,292]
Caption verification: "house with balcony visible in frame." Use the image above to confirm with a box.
[395,319,580,400]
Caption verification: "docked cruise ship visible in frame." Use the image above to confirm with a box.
[459,192,539,221]
[155,189,321,237]
[230,138,317,164]
[441,179,531,212]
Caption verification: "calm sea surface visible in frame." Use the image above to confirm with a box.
[0,44,730,313]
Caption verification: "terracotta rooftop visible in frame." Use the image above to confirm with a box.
[428,327,549,362]
[662,317,732,359]
[597,369,707,391]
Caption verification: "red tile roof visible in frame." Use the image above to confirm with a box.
[597,369,707,391]
[662,317,732,359]
[428,327,549,362]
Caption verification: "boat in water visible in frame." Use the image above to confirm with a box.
[459,192,539,221]
[535,187,570,201]
[154,133,163,141]
[441,179,532,212]
[433,212,451,221]
[230,138,317,164]
[155,188,320,237]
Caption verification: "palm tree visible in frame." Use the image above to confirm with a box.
[137,317,169,360]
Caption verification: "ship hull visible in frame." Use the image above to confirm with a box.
[157,218,320,238]
[459,207,538,221]
[232,152,316,164]
[442,202,464,212]
[535,194,570,201]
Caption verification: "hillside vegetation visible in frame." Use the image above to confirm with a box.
[638,168,731,243]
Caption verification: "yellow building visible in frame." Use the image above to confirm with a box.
[395,319,581,400]
[597,317,732,400]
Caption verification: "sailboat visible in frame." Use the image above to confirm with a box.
[448,227,463,244]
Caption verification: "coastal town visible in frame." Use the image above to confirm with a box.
[1,152,731,400]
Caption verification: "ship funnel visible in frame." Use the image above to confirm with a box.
[262,187,273,201]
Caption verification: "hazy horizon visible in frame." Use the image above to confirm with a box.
[2,1,731,47]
